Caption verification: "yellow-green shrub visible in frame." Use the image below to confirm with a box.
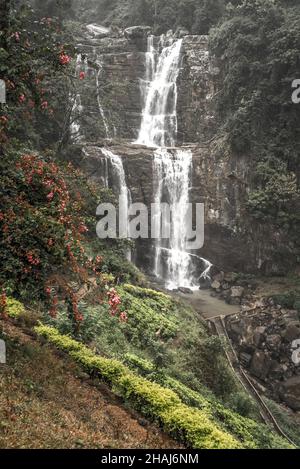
[161,405,240,449]
[6,297,26,318]
[123,284,171,301]
[119,352,294,449]
[34,324,241,449]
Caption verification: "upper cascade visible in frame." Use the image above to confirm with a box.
[136,35,183,148]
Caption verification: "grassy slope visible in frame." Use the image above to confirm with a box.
[0,286,295,449]
[0,322,179,449]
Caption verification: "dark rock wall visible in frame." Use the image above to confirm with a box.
[177,35,219,144]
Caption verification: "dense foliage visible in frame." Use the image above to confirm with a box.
[74,0,230,35]
[0,1,76,148]
[210,0,300,230]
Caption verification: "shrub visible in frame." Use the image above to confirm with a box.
[34,324,242,449]
[6,297,26,318]
[123,352,293,449]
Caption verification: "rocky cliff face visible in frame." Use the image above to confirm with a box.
[69,25,297,277]
[75,28,217,143]
[177,35,219,144]
[226,299,300,411]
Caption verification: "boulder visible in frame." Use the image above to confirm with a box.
[211,280,221,290]
[212,271,225,283]
[266,334,282,350]
[86,24,110,38]
[250,350,272,380]
[284,322,300,342]
[124,26,152,39]
[228,297,242,306]
[279,376,300,411]
[178,287,193,295]
[199,276,211,290]
[230,286,245,298]
[253,326,266,347]
[176,27,190,38]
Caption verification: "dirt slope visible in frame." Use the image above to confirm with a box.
[0,321,180,449]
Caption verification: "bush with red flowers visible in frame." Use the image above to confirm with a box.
[0,149,109,325]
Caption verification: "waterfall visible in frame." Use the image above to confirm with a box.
[136,35,197,288]
[136,36,182,148]
[95,56,111,139]
[135,34,211,288]
[70,54,86,142]
[153,148,195,289]
[101,148,132,260]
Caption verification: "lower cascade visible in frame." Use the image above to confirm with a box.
[153,148,194,289]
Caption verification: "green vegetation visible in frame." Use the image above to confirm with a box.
[264,397,300,448]
[210,0,300,236]
[272,290,300,313]
[45,282,243,404]
[35,324,292,449]
[5,298,26,318]
[123,353,292,449]
[73,0,228,35]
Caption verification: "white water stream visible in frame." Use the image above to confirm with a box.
[101,148,132,261]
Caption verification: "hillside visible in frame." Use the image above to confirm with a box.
[0,321,179,449]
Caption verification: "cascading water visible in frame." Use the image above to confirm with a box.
[153,148,194,289]
[137,35,211,288]
[136,36,182,148]
[70,54,87,142]
[95,56,111,139]
[101,148,132,260]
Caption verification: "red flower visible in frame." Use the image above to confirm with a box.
[26,251,40,266]
[79,71,86,80]
[107,288,122,316]
[19,94,26,104]
[59,53,71,65]
[120,312,128,323]
[41,101,48,110]
[0,291,8,319]
[78,223,88,234]
[47,238,54,247]
[12,32,20,42]
[47,191,54,201]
